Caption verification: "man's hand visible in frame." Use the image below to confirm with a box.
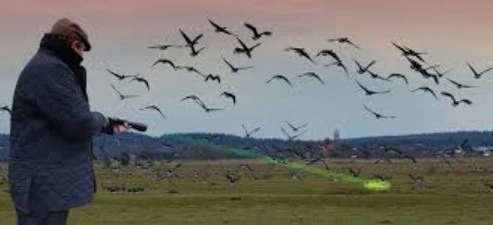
[113,122,131,134]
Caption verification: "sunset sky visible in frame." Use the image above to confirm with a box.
[1,0,493,140]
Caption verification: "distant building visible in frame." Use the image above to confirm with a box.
[333,129,340,141]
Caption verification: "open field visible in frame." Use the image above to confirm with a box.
[0,158,492,225]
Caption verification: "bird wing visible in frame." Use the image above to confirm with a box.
[111,84,123,96]
[440,91,456,102]
[222,57,235,70]
[179,29,192,45]
[106,69,124,79]
[192,34,204,44]
[466,62,478,75]
[236,37,248,49]
[244,23,259,35]
[208,19,221,29]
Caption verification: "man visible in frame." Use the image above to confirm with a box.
[8,18,129,225]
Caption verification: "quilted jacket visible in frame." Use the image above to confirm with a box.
[8,33,108,213]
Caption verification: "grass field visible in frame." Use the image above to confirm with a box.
[0,158,492,225]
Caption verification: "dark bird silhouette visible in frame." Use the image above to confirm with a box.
[222,57,253,73]
[205,74,221,83]
[364,105,396,119]
[220,92,237,105]
[466,62,493,79]
[106,69,138,80]
[386,73,408,84]
[446,78,476,89]
[356,80,391,96]
[325,61,349,75]
[297,72,324,84]
[131,76,150,91]
[244,23,272,40]
[242,124,261,138]
[348,168,361,177]
[392,42,427,62]
[316,49,342,63]
[406,57,439,84]
[152,59,177,70]
[139,105,165,119]
[176,66,205,77]
[208,19,235,36]
[111,84,139,100]
[328,37,360,49]
[233,37,261,58]
[440,91,472,107]
[281,127,306,141]
[285,47,317,65]
[353,59,376,74]
[266,75,293,87]
[179,29,204,48]
[182,95,223,113]
[148,43,183,50]
[285,121,308,132]
[411,87,439,100]
[0,106,11,116]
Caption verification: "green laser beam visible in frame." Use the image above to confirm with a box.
[178,137,391,191]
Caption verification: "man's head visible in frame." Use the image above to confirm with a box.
[49,18,91,57]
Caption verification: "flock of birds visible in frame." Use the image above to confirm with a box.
[94,18,493,141]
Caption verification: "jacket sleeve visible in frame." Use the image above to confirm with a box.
[31,63,108,140]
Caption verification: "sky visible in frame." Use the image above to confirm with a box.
[1,0,493,140]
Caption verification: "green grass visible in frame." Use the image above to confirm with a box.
[1,158,492,225]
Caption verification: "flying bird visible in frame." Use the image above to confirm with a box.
[466,62,493,79]
[179,29,204,48]
[285,121,308,132]
[111,84,139,100]
[328,37,360,49]
[355,80,391,96]
[392,42,427,62]
[152,59,177,70]
[222,57,253,73]
[139,105,165,119]
[220,92,237,105]
[205,74,221,83]
[148,43,183,50]
[208,19,235,36]
[281,127,306,141]
[106,69,138,80]
[176,66,205,77]
[285,47,317,65]
[297,72,324,84]
[353,59,376,74]
[242,124,261,138]
[446,78,476,89]
[131,76,150,91]
[440,91,472,107]
[181,95,223,113]
[364,105,396,119]
[233,37,261,58]
[316,49,342,63]
[411,87,439,100]
[244,23,272,40]
[266,75,293,87]
[325,61,349,75]
[386,73,408,84]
